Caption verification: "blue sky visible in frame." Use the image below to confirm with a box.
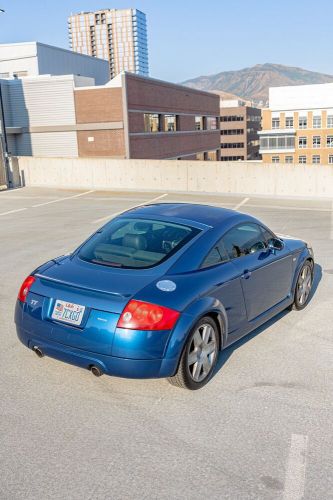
[0,0,332,82]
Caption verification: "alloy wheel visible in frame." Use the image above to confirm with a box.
[187,323,218,382]
[297,264,312,305]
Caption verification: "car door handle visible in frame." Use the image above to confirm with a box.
[241,269,252,279]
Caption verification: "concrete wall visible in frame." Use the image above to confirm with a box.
[16,157,333,199]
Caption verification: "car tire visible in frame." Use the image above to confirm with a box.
[167,316,220,390]
[291,261,313,311]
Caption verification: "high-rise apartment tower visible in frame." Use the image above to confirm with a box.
[68,8,149,79]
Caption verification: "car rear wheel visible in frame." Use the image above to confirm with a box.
[292,261,313,310]
[168,317,219,390]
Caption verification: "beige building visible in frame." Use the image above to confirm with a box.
[220,99,261,161]
[68,8,148,79]
[259,83,333,165]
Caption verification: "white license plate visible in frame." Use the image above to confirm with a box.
[51,300,85,326]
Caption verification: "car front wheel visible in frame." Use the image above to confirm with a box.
[168,316,219,390]
[292,261,313,310]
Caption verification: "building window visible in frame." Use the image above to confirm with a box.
[206,117,218,130]
[164,114,177,132]
[285,117,294,128]
[329,155,333,164]
[144,113,161,133]
[196,152,205,160]
[272,117,280,129]
[313,136,321,148]
[260,135,295,150]
[312,155,320,164]
[221,129,244,135]
[220,156,244,161]
[313,115,321,128]
[327,115,333,128]
[220,115,244,122]
[298,137,307,148]
[247,114,261,122]
[272,156,280,163]
[285,156,293,163]
[221,143,245,149]
[298,156,307,164]
[327,136,333,147]
[299,116,307,129]
[195,116,204,131]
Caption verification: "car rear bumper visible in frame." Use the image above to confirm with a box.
[16,325,179,379]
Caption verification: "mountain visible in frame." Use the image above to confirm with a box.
[182,63,333,106]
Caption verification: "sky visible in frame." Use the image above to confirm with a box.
[0,0,333,83]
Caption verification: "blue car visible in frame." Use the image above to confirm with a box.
[15,203,314,390]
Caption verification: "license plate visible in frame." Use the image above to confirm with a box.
[51,300,85,326]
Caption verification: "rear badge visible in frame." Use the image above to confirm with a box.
[156,280,177,292]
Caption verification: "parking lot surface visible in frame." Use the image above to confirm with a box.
[0,187,332,500]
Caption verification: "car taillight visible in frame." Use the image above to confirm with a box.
[117,300,180,331]
[18,275,35,303]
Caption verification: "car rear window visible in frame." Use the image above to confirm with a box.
[79,218,200,269]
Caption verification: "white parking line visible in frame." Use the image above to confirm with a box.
[0,207,27,217]
[32,190,95,208]
[246,203,332,212]
[92,193,168,224]
[283,434,308,500]
[233,197,250,210]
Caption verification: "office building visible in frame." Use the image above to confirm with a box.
[68,9,149,78]
[220,99,261,161]
[259,82,333,165]
[0,42,109,85]
[0,73,220,160]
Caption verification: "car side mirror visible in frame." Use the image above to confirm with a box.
[268,238,284,252]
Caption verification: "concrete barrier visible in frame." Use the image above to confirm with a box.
[17,156,333,199]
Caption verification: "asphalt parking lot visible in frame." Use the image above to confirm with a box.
[0,187,332,500]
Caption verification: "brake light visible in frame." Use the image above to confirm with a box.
[117,300,180,331]
[18,275,35,303]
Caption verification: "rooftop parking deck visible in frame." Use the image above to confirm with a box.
[0,187,332,499]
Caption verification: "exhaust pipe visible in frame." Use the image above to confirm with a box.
[90,365,103,377]
[33,346,44,358]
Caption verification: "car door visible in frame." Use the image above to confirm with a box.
[200,243,248,336]
[222,223,293,321]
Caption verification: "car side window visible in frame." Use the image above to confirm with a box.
[201,241,229,269]
[222,223,267,260]
[260,226,276,246]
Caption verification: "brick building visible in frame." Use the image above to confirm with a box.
[75,72,221,160]
[0,72,220,160]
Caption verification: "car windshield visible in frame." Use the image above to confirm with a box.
[79,218,200,269]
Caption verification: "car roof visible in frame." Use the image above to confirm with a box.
[125,203,245,228]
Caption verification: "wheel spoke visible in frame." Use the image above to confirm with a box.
[202,355,211,374]
[193,330,202,348]
[188,350,198,366]
[192,360,203,381]
[202,325,211,344]
[205,341,216,355]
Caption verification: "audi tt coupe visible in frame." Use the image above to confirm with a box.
[15,203,314,389]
